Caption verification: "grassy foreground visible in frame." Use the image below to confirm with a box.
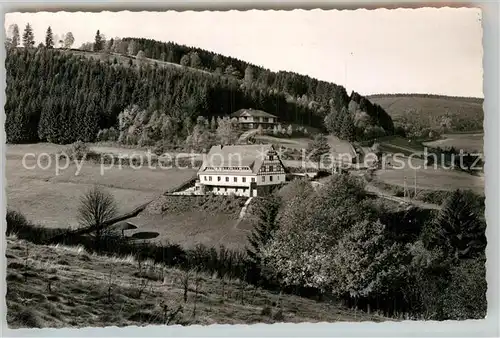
[6,236,386,329]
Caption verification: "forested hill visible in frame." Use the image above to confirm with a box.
[5,44,393,145]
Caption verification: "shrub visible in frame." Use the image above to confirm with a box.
[6,209,65,243]
[64,141,90,160]
[272,308,284,321]
[260,306,272,316]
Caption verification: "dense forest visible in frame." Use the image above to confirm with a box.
[5,35,394,145]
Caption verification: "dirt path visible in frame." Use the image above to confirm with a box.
[237,197,254,223]
[219,197,254,245]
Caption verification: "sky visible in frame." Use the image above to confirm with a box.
[5,8,483,97]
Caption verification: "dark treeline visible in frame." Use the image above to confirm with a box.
[367,93,484,103]
[123,37,349,105]
[124,38,394,134]
[5,48,322,144]
[6,40,394,144]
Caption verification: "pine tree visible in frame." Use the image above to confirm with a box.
[45,26,54,49]
[94,30,103,51]
[166,50,175,63]
[246,196,281,265]
[22,23,35,48]
[431,189,486,260]
[324,107,339,135]
[340,109,355,141]
[307,133,330,168]
[244,65,254,85]
[81,97,100,142]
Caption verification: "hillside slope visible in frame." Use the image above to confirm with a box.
[5,41,394,145]
[368,94,483,132]
[6,237,386,328]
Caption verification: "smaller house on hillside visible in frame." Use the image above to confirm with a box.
[230,108,278,130]
[195,144,286,197]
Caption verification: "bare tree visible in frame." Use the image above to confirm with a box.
[77,185,118,245]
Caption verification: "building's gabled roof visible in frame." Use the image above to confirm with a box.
[231,108,277,119]
[199,144,275,174]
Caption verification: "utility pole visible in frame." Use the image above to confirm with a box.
[403,175,406,201]
[344,52,353,91]
[414,169,417,199]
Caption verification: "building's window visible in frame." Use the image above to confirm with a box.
[251,178,255,182]
[204,176,207,181]
[225,177,229,182]
[269,165,273,172]
[262,176,265,182]
[208,176,212,181]
[217,176,221,182]
[269,155,274,161]
[270,176,273,182]
[225,188,227,192]
[242,177,246,183]
[234,177,237,182]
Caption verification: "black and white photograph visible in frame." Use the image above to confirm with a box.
[3,7,487,329]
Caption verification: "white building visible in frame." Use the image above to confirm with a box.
[195,144,286,197]
[230,108,278,130]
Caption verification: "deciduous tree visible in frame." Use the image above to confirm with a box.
[77,185,118,246]
[64,32,75,48]
[7,24,20,47]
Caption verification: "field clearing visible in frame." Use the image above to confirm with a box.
[133,195,253,250]
[6,144,197,228]
[375,136,425,156]
[89,145,203,160]
[133,213,252,250]
[374,158,484,195]
[6,237,385,328]
[327,135,356,156]
[254,134,355,156]
[66,49,212,75]
[254,135,311,151]
[423,133,484,153]
[368,94,483,122]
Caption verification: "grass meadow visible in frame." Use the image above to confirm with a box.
[368,94,483,126]
[423,133,484,153]
[6,144,197,229]
[6,236,386,328]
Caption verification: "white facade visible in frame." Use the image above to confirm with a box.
[196,145,286,197]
